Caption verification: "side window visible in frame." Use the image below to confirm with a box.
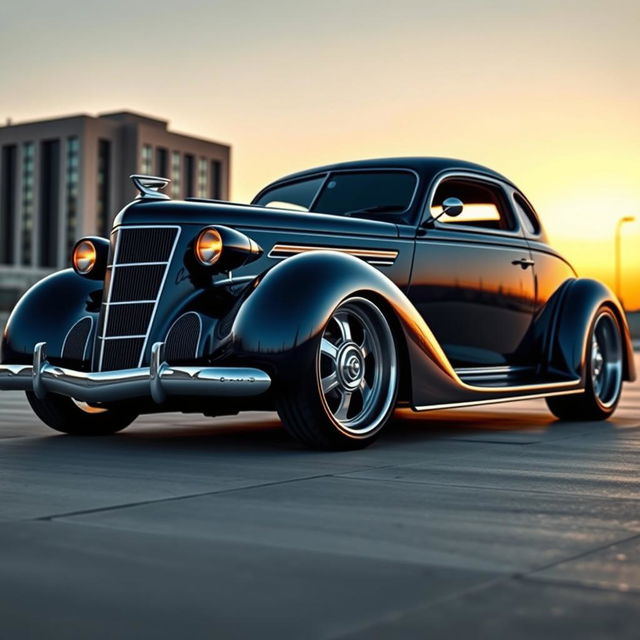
[253,176,325,212]
[431,178,515,232]
[513,193,541,235]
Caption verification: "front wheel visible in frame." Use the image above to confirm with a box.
[546,307,624,421]
[277,296,399,450]
[26,392,137,435]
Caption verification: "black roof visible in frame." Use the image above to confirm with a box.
[269,157,515,188]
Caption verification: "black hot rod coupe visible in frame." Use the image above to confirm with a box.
[0,158,635,449]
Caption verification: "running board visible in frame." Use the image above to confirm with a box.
[455,365,570,389]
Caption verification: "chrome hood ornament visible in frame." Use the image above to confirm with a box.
[130,174,171,200]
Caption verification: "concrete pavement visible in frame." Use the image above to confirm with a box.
[0,355,639,638]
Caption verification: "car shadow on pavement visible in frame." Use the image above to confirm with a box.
[11,406,632,462]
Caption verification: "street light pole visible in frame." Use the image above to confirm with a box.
[615,216,636,308]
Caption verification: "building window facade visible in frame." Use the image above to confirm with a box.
[21,142,35,266]
[184,154,194,198]
[96,139,111,237]
[39,139,61,268]
[156,147,168,178]
[171,151,181,198]
[196,157,208,198]
[65,137,79,262]
[210,160,222,200]
[141,144,153,174]
[1,145,17,265]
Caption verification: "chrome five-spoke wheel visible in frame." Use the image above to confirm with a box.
[276,296,399,449]
[318,298,397,436]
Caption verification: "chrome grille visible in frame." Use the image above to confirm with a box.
[96,225,180,371]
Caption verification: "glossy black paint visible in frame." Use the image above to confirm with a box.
[2,156,635,415]
[1,270,102,365]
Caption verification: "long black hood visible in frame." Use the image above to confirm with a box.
[114,199,399,239]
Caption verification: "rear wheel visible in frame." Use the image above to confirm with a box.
[277,296,399,449]
[26,392,137,435]
[546,307,623,420]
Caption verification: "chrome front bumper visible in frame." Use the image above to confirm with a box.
[0,342,271,404]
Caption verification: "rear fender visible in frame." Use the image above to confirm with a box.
[550,278,635,382]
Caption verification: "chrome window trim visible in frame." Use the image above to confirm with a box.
[254,167,421,217]
[510,189,543,239]
[97,224,181,371]
[421,170,524,238]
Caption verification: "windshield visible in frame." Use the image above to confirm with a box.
[253,170,417,217]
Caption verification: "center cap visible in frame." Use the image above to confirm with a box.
[337,344,365,390]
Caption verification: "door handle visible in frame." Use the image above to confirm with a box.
[512,258,535,269]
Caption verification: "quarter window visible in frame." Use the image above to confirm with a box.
[431,178,515,232]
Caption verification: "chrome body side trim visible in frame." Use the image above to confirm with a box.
[413,388,583,412]
[214,275,257,287]
[268,244,399,266]
[455,365,532,377]
[0,341,270,403]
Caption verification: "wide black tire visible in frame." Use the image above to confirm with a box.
[26,392,137,435]
[276,296,399,450]
[546,307,624,421]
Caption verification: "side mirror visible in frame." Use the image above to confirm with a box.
[422,197,464,229]
[441,197,463,218]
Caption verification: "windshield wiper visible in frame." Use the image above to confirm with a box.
[343,204,406,217]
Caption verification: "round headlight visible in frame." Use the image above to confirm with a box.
[73,240,97,275]
[195,228,223,266]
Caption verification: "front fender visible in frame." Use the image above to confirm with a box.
[551,278,635,382]
[1,270,102,365]
[230,251,470,404]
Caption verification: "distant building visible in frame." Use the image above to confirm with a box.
[0,111,231,315]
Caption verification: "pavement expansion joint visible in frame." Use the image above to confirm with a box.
[34,472,335,523]
[515,531,640,580]
[520,573,640,596]
[331,472,640,504]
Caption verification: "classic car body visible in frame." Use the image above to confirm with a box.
[0,157,635,448]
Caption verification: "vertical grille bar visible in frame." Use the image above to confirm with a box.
[95,226,180,371]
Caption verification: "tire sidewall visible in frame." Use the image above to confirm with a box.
[584,306,622,415]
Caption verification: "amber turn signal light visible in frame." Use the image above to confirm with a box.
[72,240,97,275]
[195,228,223,266]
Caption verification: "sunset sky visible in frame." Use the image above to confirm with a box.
[2,0,639,307]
